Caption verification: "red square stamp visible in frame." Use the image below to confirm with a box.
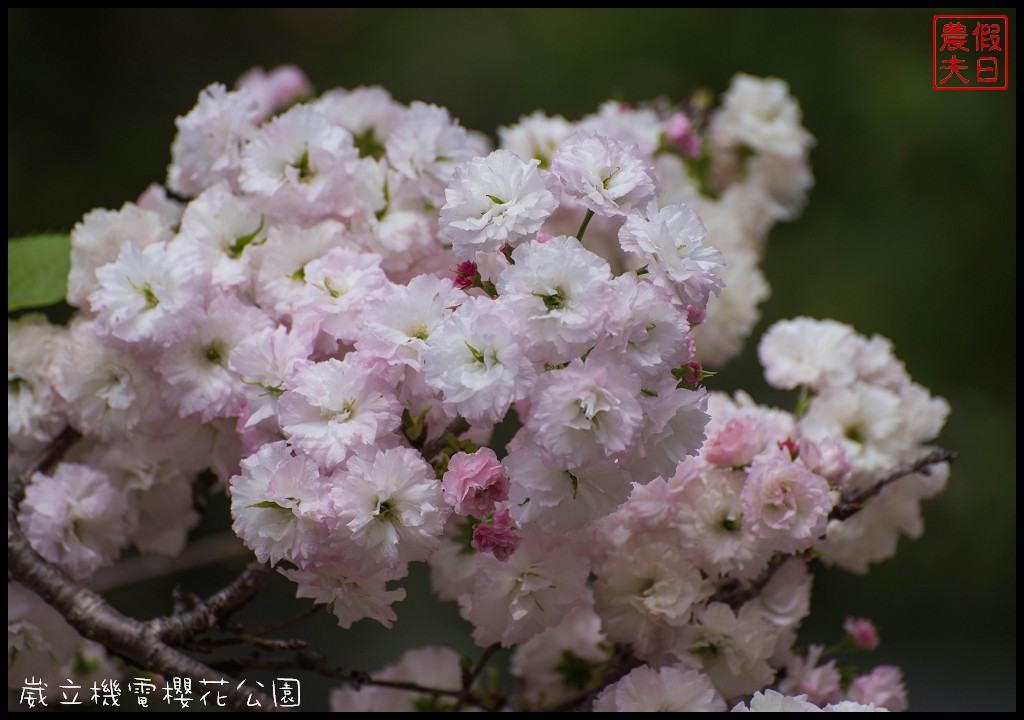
[933,15,1009,90]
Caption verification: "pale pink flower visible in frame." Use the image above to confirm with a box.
[167,83,260,196]
[848,667,907,712]
[779,645,841,706]
[386,102,481,204]
[422,295,537,423]
[732,690,822,712]
[67,203,174,308]
[312,86,406,151]
[19,463,129,580]
[498,110,572,167]
[90,239,209,347]
[801,437,852,486]
[230,441,327,567]
[460,532,589,647]
[551,132,658,217]
[332,447,450,567]
[758,318,861,391]
[239,104,360,222]
[618,203,725,309]
[282,564,407,630]
[506,445,632,532]
[355,274,463,371]
[236,64,312,121]
[594,665,725,712]
[742,449,834,553]
[440,149,560,260]
[495,235,614,362]
[602,273,691,381]
[157,293,272,421]
[704,415,770,468]
[279,355,402,470]
[525,353,642,467]
[579,100,664,155]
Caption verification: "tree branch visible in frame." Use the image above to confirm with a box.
[228,649,491,709]
[153,561,275,645]
[710,553,794,609]
[829,447,957,521]
[8,496,275,712]
[8,430,276,712]
[454,643,500,712]
[421,416,470,460]
[710,447,957,609]
[254,604,322,637]
[8,425,82,500]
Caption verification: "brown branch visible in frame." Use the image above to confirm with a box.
[830,447,957,521]
[230,649,490,708]
[710,447,957,609]
[183,632,310,653]
[420,416,470,460]
[710,553,794,609]
[454,643,500,712]
[153,561,275,644]
[8,425,82,500]
[8,496,275,712]
[8,430,277,711]
[254,604,322,637]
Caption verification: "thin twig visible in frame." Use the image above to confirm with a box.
[91,532,250,592]
[152,562,275,645]
[254,604,322,637]
[8,432,277,711]
[8,497,275,712]
[184,634,309,652]
[830,448,957,521]
[454,643,500,712]
[232,649,490,708]
[710,447,957,609]
[710,554,794,609]
[8,425,82,501]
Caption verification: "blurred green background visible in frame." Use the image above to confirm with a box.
[8,8,1015,711]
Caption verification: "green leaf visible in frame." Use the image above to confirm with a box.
[247,500,287,511]
[8,234,71,311]
[227,216,265,257]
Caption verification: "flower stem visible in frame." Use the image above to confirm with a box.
[576,209,595,241]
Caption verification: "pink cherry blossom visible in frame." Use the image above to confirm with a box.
[442,448,509,517]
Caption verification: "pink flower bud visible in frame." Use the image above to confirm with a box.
[680,361,704,390]
[777,437,800,460]
[441,448,509,517]
[665,113,703,159]
[843,617,880,650]
[686,304,707,327]
[472,509,520,561]
[453,261,478,290]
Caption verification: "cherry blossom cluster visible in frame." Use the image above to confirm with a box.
[8,65,948,711]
